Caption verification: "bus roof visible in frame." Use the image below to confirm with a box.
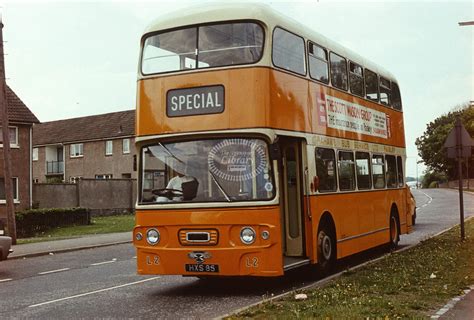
[143,3,398,83]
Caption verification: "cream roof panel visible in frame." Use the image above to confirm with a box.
[143,2,397,83]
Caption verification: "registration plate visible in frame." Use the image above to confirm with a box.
[185,264,219,273]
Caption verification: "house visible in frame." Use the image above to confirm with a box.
[32,110,136,183]
[0,85,39,224]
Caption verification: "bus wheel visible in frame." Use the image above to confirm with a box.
[317,224,336,275]
[389,211,400,250]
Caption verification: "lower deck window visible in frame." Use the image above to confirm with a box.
[315,148,337,192]
[338,151,355,191]
[372,154,385,189]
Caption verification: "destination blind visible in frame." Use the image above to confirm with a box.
[167,85,224,117]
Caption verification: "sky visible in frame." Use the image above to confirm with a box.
[3,0,473,178]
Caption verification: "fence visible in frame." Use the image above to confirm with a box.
[439,179,474,189]
[33,179,137,216]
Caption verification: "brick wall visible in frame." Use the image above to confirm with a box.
[0,124,32,223]
[32,179,137,216]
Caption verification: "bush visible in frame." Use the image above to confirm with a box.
[422,170,448,188]
[15,208,91,238]
[429,181,439,188]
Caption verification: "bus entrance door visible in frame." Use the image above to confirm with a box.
[280,139,304,257]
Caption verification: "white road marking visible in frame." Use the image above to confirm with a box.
[431,285,474,319]
[90,259,116,266]
[0,278,13,283]
[28,277,160,308]
[417,190,433,211]
[38,268,70,275]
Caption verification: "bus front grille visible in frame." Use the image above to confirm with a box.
[179,229,218,246]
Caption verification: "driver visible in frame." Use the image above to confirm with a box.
[156,162,195,202]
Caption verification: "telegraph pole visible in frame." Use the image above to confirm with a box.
[0,16,17,244]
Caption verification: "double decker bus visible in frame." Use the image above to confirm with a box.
[133,4,412,277]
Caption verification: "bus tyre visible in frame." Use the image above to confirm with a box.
[389,211,400,250]
[317,224,336,275]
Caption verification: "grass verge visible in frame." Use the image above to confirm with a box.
[17,214,135,245]
[232,219,474,319]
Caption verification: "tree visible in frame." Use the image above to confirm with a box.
[415,103,473,180]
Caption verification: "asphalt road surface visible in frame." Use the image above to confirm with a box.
[0,189,472,319]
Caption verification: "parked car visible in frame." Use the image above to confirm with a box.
[0,236,12,261]
[407,187,417,225]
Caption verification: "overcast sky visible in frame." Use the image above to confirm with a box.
[3,0,473,178]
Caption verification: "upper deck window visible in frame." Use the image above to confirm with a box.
[365,69,379,101]
[308,42,329,83]
[379,77,391,106]
[272,28,306,75]
[329,52,348,91]
[391,82,402,111]
[141,22,264,75]
[349,61,364,97]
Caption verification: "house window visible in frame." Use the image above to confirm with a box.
[0,127,18,147]
[106,140,113,155]
[122,139,130,154]
[69,176,82,183]
[95,174,112,180]
[0,177,19,201]
[70,143,83,157]
[32,147,39,161]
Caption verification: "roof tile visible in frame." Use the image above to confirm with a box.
[33,110,135,146]
[2,85,39,124]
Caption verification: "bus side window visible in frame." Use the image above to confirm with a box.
[329,52,348,91]
[392,82,403,111]
[308,42,329,83]
[397,156,404,187]
[380,77,391,106]
[372,154,385,189]
[272,27,306,76]
[385,155,398,188]
[349,61,364,97]
[315,147,337,192]
[355,151,371,189]
[365,69,379,101]
[338,151,356,191]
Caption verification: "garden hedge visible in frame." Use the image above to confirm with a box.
[15,207,91,238]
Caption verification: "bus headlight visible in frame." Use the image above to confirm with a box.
[146,228,160,245]
[240,227,256,245]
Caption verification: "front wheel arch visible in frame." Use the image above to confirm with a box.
[316,212,337,274]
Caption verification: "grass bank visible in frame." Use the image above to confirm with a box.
[232,219,474,319]
[17,214,135,245]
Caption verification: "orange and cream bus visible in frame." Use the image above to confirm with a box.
[133,4,412,277]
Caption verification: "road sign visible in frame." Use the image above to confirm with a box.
[444,121,474,158]
[443,118,473,241]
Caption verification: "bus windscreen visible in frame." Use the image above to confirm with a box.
[140,138,275,204]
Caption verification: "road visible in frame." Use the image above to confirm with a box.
[0,189,472,319]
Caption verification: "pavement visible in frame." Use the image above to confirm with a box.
[9,231,132,259]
